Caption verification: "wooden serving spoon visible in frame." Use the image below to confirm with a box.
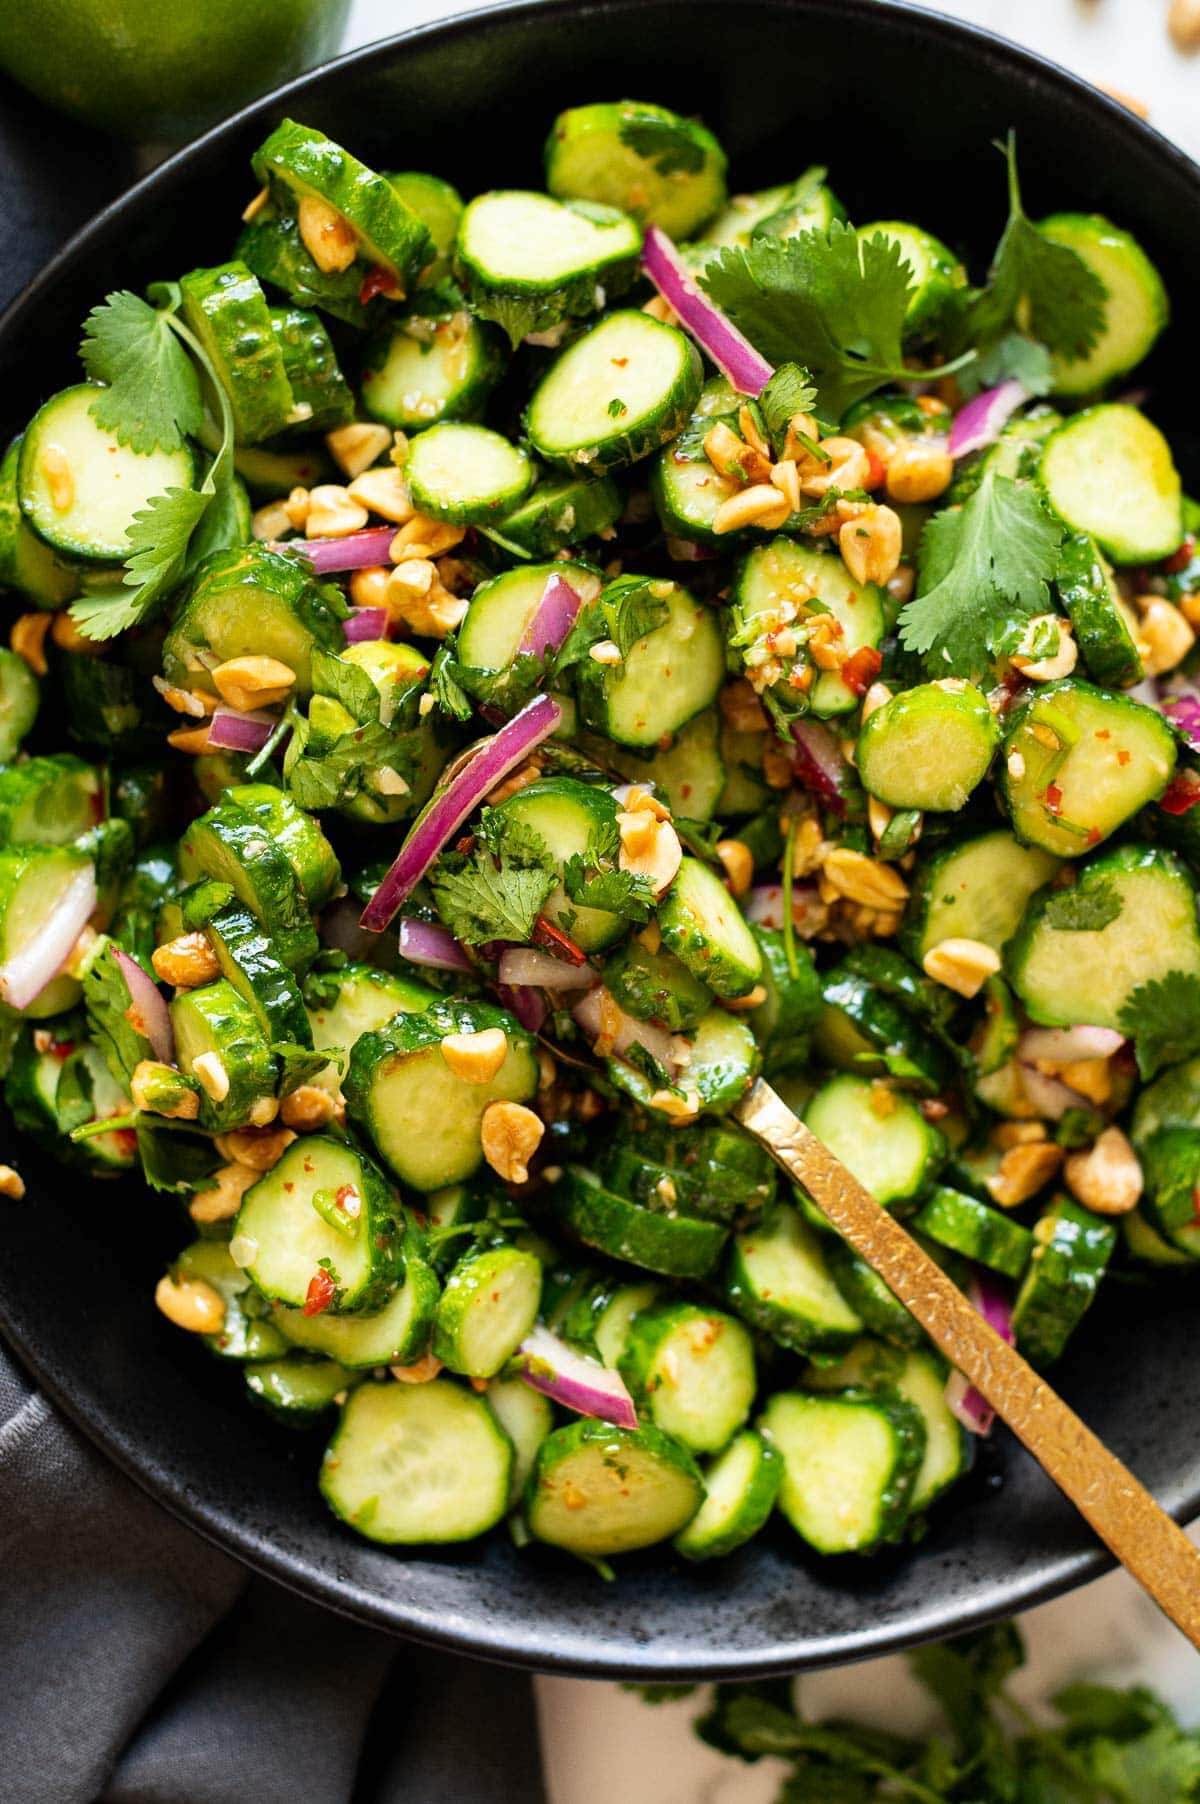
[734,1078,1200,1649]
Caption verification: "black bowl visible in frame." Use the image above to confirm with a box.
[2,0,1199,1680]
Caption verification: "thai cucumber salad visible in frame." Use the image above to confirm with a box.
[1,99,1198,1571]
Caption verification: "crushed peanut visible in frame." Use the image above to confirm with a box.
[391,1352,444,1384]
[211,654,295,712]
[306,484,369,538]
[155,1273,226,1334]
[130,1060,200,1120]
[1137,598,1195,677]
[280,1084,338,1131]
[588,638,622,665]
[0,1165,25,1201]
[152,933,220,989]
[480,1101,545,1183]
[348,565,391,610]
[720,983,768,1012]
[441,1027,509,1084]
[385,559,468,637]
[390,513,465,560]
[884,440,953,505]
[648,1086,702,1124]
[347,464,414,524]
[188,1161,258,1224]
[822,846,909,911]
[987,1141,1064,1208]
[922,937,1001,999]
[617,808,682,895]
[712,483,792,535]
[838,503,903,586]
[1064,1126,1142,1216]
[1010,615,1078,683]
[715,838,753,898]
[214,1125,297,1171]
[283,487,311,529]
[327,421,393,480]
[50,610,100,656]
[718,678,768,734]
[191,1052,230,1104]
[10,611,52,676]
[297,191,357,274]
[166,723,213,755]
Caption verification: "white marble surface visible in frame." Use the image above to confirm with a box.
[338,3,1200,1796]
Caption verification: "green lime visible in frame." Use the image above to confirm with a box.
[0,0,350,143]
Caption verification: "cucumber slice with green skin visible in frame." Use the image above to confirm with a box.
[360,308,503,433]
[226,782,340,911]
[699,166,841,253]
[732,538,888,720]
[253,119,432,296]
[650,437,741,544]
[973,975,1020,1077]
[672,1429,782,1562]
[525,1418,703,1557]
[0,843,92,1016]
[321,1378,512,1545]
[603,938,713,1031]
[913,1186,1034,1279]
[840,945,959,1038]
[658,855,763,1000]
[1123,1208,1197,1268]
[804,1339,970,1515]
[725,1202,863,1352]
[1139,1129,1200,1250]
[575,581,725,748]
[1011,1194,1116,1366]
[237,1133,404,1314]
[583,708,727,822]
[18,384,197,563]
[858,679,998,813]
[237,211,380,330]
[902,830,1061,964]
[456,191,642,346]
[1039,405,1182,566]
[804,1074,944,1205]
[605,1119,776,1222]
[0,437,77,607]
[1132,1054,1200,1148]
[1007,844,1200,1029]
[555,1168,728,1278]
[58,655,148,755]
[163,545,347,698]
[610,1004,761,1117]
[306,962,437,1060]
[4,1023,134,1173]
[562,1278,661,1365]
[405,421,534,526]
[619,1301,756,1454]
[857,221,967,339]
[1037,213,1168,397]
[270,306,354,433]
[424,1183,489,1274]
[384,171,464,284]
[492,473,622,558]
[0,650,39,762]
[826,1241,927,1350]
[456,560,601,695]
[345,1000,539,1193]
[173,1239,289,1362]
[1054,532,1144,690]
[545,101,726,239]
[999,678,1175,858]
[271,1259,440,1368]
[760,1388,925,1554]
[813,970,956,1095]
[947,403,1062,506]
[486,1374,554,1507]
[526,311,703,475]
[245,1355,357,1423]
[433,1243,544,1378]
[179,262,296,445]
[748,924,822,1071]
[179,804,318,973]
[232,441,334,498]
[0,755,100,849]
[204,902,311,1046]
[494,776,624,952]
[170,979,276,1132]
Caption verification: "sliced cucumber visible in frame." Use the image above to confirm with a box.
[760,1388,924,1554]
[493,775,624,952]
[173,1239,289,1362]
[226,782,340,911]
[555,1168,728,1278]
[903,830,1061,963]
[163,544,346,698]
[826,1241,927,1349]
[813,969,956,1095]
[609,1004,760,1117]
[272,1258,440,1368]
[526,311,702,474]
[913,1186,1033,1280]
[270,306,353,433]
[457,559,600,690]
[657,855,762,1000]
[457,189,641,343]
[169,979,276,1132]
[1133,1055,1200,1148]
[857,221,967,338]
[321,1378,512,1544]
[306,961,437,1062]
[725,1201,863,1352]
[525,1418,702,1557]
[492,473,622,558]
[804,1339,970,1515]
[620,1301,756,1454]
[180,261,295,444]
[1007,844,1200,1029]
[179,803,317,972]
[545,101,726,239]
[673,1429,782,1562]
[1037,212,1168,397]
[0,754,101,849]
[748,925,822,1072]
[1139,1128,1200,1249]
[857,680,998,813]
[245,1355,356,1423]
[486,1374,554,1507]
[0,650,38,763]
[405,421,534,525]
[602,1120,775,1223]
[385,170,463,283]
[434,1243,543,1378]
[361,308,502,432]
[1039,405,1182,566]
[603,938,713,1031]
[1123,1208,1195,1269]
[205,902,311,1045]
[238,209,378,330]
[19,384,196,563]
[562,1277,661,1366]
[1000,678,1175,858]
[0,436,77,606]
[1011,1195,1116,1366]
[1054,532,1144,690]
[575,579,724,747]
[237,1133,403,1313]
[700,166,841,253]
[0,844,95,1017]
[804,1074,943,1205]
[586,708,727,823]
[650,437,741,544]
[733,538,887,719]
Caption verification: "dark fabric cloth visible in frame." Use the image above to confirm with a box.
[0,1341,546,1804]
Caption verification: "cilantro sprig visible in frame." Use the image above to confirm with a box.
[1119,971,1200,1079]
[429,808,558,945]
[617,111,706,177]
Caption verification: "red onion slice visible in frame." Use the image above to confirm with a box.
[1019,1025,1124,1064]
[1015,1059,1091,1121]
[0,863,98,1012]
[517,572,585,659]
[1160,689,1200,753]
[498,947,595,990]
[280,526,398,574]
[948,379,1027,459]
[360,694,563,932]
[573,986,681,1073]
[519,1325,638,1430]
[344,606,392,643]
[497,981,547,1034]
[791,718,850,815]
[111,943,174,1064]
[643,225,774,397]
[397,918,473,973]
[946,1272,1015,1436]
[207,707,278,754]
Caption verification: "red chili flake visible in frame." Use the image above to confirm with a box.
[840,645,883,697]
[50,1040,76,1062]
[114,1129,138,1156]
[863,449,887,491]
[611,356,629,368]
[1117,749,1131,766]
[1096,728,1111,740]
[358,264,399,305]
[1044,783,1063,815]
[303,1268,337,1317]
[1085,827,1102,846]
[1160,769,1200,815]
[532,914,587,965]
[1165,536,1196,575]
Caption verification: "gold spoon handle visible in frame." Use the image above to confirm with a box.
[735,1079,1200,1649]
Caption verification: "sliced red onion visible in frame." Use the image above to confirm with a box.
[1016,1059,1091,1121]
[397,917,472,973]
[948,379,1027,459]
[945,1272,1015,1436]
[361,694,563,932]
[1159,692,1200,752]
[281,526,398,574]
[206,706,278,754]
[0,863,97,1012]
[344,607,391,643]
[111,943,173,1064]
[573,986,681,1073]
[497,981,547,1034]
[519,1324,638,1430]
[498,947,595,990]
[791,718,850,815]
[517,572,584,659]
[643,225,774,397]
[1019,1025,1124,1064]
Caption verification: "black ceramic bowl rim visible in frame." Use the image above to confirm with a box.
[3,0,1200,1679]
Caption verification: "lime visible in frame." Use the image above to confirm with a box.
[0,0,350,143]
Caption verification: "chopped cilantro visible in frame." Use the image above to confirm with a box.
[1043,881,1123,932]
[1118,971,1200,1079]
[430,807,558,945]
[617,111,706,176]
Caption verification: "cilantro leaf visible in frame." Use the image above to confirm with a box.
[273,1042,333,1094]
[759,361,820,449]
[558,576,672,672]
[1086,1721,1200,1804]
[429,642,475,722]
[966,138,1107,362]
[617,111,706,176]
[286,718,413,813]
[430,808,558,945]
[898,468,1063,677]
[137,1123,219,1195]
[564,858,655,921]
[80,290,203,454]
[69,488,209,641]
[1118,972,1200,1079]
[1043,881,1123,932]
[311,646,382,724]
[81,937,153,1087]
[959,330,1054,399]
